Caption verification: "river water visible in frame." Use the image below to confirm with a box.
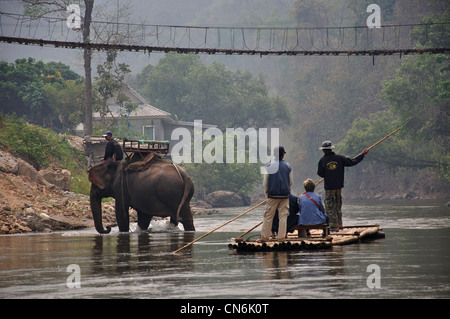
[0,200,449,299]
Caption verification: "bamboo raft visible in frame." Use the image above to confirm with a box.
[228,225,385,253]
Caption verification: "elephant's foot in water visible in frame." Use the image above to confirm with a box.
[170,216,178,228]
[135,212,194,232]
[137,211,152,231]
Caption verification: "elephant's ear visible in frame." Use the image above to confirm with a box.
[88,164,106,189]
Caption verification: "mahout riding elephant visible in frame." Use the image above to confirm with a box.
[88,156,195,234]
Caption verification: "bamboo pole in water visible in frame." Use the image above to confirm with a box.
[173,199,267,253]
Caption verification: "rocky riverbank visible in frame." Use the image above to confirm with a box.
[0,168,111,234]
[0,150,219,234]
[0,169,221,234]
[1,147,448,235]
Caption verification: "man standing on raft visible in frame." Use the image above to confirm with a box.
[317,141,368,231]
[259,146,293,242]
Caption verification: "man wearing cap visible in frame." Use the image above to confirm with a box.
[317,141,368,231]
[259,146,293,242]
[103,131,123,163]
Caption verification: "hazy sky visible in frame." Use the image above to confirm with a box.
[0,0,294,75]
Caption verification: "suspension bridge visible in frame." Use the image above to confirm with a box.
[0,12,449,57]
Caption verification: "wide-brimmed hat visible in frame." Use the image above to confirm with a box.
[319,141,335,150]
[102,131,112,137]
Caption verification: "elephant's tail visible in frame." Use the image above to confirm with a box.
[174,164,192,224]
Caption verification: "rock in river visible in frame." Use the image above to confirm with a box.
[205,190,246,207]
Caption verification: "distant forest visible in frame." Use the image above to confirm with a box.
[0,0,448,197]
[138,0,449,197]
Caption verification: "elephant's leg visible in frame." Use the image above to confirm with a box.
[115,201,130,232]
[170,216,178,227]
[179,204,195,231]
[137,211,152,231]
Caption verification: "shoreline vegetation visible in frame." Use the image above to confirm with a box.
[0,116,448,235]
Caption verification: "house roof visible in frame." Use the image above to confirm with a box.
[92,83,172,119]
[126,105,171,118]
[169,119,217,129]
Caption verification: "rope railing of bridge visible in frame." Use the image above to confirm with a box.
[0,12,449,56]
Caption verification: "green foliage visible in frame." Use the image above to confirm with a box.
[132,53,287,195]
[0,58,83,132]
[93,50,135,129]
[138,54,199,119]
[134,53,290,129]
[43,80,85,132]
[380,53,449,146]
[339,46,449,180]
[337,111,402,165]
[184,161,261,197]
[410,8,450,48]
[285,2,449,186]
[180,134,262,196]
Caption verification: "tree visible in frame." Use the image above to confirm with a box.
[43,79,85,132]
[82,0,94,136]
[338,10,450,180]
[93,50,134,129]
[0,58,44,122]
[138,53,201,120]
[0,58,83,131]
[23,0,95,135]
[22,0,139,136]
[135,53,290,130]
[182,133,262,197]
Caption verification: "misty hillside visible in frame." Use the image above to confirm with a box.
[128,0,450,199]
[0,0,448,199]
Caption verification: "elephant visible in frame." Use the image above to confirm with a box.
[88,156,195,234]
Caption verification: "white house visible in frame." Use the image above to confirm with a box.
[77,83,215,143]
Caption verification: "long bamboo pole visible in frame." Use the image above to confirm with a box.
[236,127,401,240]
[314,127,401,186]
[173,199,267,253]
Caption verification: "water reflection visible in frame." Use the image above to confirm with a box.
[258,248,347,282]
[0,200,449,298]
[89,232,195,277]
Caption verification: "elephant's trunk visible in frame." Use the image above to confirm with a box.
[90,186,111,234]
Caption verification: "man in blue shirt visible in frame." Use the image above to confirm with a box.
[298,178,328,226]
[259,146,293,242]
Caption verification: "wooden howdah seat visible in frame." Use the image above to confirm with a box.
[122,139,170,162]
[289,223,330,238]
